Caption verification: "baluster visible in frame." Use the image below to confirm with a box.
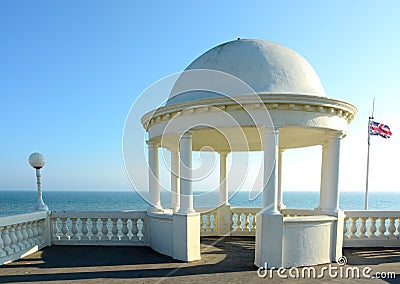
[81,218,89,240]
[205,214,211,232]
[37,220,44,245]
[20,223,30,248]
[247,213,253,231]
[71,218,79,240]
[131,219,139,241]
[137,219,144,241]
[397,218,400,238]
[15,223,25,250]
[33,221,40,244]
[251,213,256,231]
[60,219,69,240]
[121,218,129,241]
[240,213,246,231]
[91,218,100,240]
[111,218,119,241]
[9,225,20,253]
[101,218,109,240]
[369,217,377,239]
[232,213,238,232]
[200,214,205,231]
[53,219,60,241]
[388,217,396,239]
[359,217,367,239]
[31,221,38,245]
[1,226,13,255]
[26,222,35,245]
[245,213,250,231]
[378,217,387,239]
[0,226,7,257]
[33,220,42,245]
[210,213,216,230]
[348,218,357,239]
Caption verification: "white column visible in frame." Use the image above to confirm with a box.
[277,149,285,210]
[219,152,229,206]
[262,127,280,214]
[319,133,342,211]
[147,141,162,212]
[178,132,195,214]
[170,148,180,212]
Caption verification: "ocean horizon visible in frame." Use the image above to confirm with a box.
[1,190,399,217]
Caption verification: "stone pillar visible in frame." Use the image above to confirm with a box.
[170,148,180,212]
[178,132,195,214]
[277,149,285,211]
[173,131,200,262]
[147,141,162,212]
[255,127,284,268]
[319,133,342,211]
[262,127,280,214]
[218,151,231,236]
[219,152,229,206]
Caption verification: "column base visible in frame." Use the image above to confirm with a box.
[147,206,164,214]
[314,208,345,262]
[173,212,201,262]
[35,200,48,211]
[177,208,196,214]
[255,212,284,268]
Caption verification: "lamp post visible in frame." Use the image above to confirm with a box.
[29,152,48,211]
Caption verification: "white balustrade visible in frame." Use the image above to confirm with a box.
[343,211,400,247]
[199,208,218,236]
[3,208,400,266]
[0,211,49,265]
[230,208,259,236]
[51,211,148,245]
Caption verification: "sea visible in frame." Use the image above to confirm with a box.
[0,190,399,217]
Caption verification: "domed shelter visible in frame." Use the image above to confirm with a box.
[141,39,357,267]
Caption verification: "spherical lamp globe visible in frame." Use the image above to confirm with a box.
[29,152,46,169]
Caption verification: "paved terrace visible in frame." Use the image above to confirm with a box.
[0,237,399,284]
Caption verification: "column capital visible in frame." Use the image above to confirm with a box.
[146,140,159,147]
[180,131,193,140]
[218,151,230,156]
[321,131,345,147]
[167,147,180,153]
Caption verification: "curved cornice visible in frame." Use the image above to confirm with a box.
[141,94,358,130]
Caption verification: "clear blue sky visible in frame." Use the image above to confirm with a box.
[1,0,399,191]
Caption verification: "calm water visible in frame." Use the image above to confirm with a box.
[0,190,399,217]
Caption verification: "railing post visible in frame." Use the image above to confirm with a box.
[45,211,53,246]
[217,205,231,236]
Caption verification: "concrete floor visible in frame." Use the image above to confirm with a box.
[0,237,399,283]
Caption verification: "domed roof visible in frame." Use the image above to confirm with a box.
[166,39,326,105]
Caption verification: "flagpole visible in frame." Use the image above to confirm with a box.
[365,98,375,210]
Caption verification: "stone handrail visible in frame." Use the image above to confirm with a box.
[52,211,148,245]
[281,208,315,217]
[0,211,50,265]
[343,210,400,247]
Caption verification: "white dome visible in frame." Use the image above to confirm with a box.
[167,39,326,105]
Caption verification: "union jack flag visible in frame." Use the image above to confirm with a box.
[369,121,392,138]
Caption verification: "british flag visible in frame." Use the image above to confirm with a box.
[369,121,392,138]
